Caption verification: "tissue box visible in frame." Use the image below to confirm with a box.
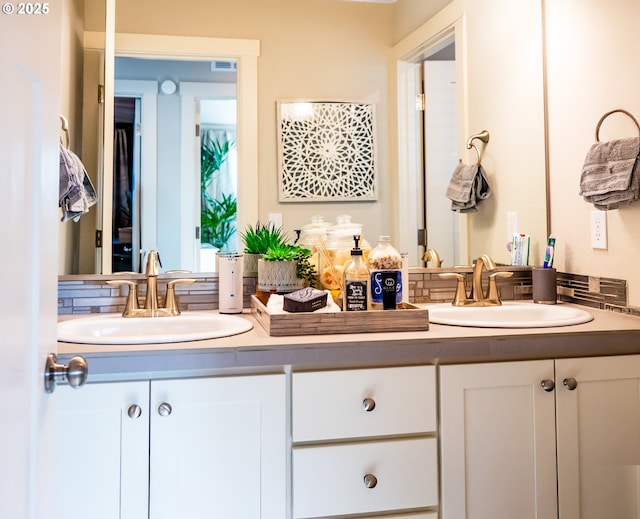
[283,287,328,313]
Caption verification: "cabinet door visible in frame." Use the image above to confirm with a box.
[440,360,557,519]
[56,381,150,519]
[149,374,286,519]
[556,355,640,519]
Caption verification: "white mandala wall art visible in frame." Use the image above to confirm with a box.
[277,101,378,202]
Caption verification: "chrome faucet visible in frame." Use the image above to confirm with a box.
[438,254,513,307]
[107,250,196,317]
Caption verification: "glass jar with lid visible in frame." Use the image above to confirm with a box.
[318,215,371,291]
[296,215,332,279]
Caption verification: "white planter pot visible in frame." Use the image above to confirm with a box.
[257,259,301,292]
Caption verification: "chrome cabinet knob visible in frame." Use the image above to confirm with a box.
[158,402,172,416]
[127,404,142,419]
[363,474,378,488]
[362,398,376,412]
[563,378,578,391]
[44,353,88,393]
[540,379,555,392]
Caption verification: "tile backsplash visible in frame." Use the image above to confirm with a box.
[58,268,639,316]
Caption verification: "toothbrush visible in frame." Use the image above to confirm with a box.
[543,237,556,268]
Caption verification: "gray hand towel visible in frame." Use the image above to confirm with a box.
[59,145,97,222]
[446,161,491,213]
[579,137,640,210]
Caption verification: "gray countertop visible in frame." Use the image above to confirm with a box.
[57,303,640,383]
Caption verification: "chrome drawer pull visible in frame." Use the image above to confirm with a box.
[563,377,578,391]
[362,398,376,412]
[540,379,555,392]
[158,402,173,416]
[127,404,142,419]
[363,473,378,488]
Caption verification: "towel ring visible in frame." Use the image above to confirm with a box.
[466,130,490,165]
[59,114,70,149]
[595,109,640,142]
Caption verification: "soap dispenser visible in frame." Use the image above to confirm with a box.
[343,235,370,311]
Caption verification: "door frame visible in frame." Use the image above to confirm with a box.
[392,0,469,266]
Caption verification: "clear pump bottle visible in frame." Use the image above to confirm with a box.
[343,235,370,311]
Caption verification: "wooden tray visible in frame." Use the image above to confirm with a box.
[251,295,429,336]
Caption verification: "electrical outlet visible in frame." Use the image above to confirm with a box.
[591,210,607,249]
[268,212,283,229]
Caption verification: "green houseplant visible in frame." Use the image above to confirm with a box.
[240,221,289,274]
[258,243,316,294]
[200,135,237,251]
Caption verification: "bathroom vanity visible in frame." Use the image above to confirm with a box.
[55,306,640,519]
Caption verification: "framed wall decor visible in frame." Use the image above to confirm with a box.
[277,100,378,202]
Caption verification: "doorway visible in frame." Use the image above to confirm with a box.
[112,96,139,272]
[422,40,459,268]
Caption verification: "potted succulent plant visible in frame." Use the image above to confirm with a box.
[239,221,289,274]
[257,244,316,293]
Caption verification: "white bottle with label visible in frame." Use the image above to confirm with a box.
[343,235,370,311]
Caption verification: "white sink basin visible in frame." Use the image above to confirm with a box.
[58,312,253,344]
[425,302,593,328]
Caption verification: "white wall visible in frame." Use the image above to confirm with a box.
[463,0,547,266]
[115,0,394,245]
[546,0,640,305]
[58,0,85,274]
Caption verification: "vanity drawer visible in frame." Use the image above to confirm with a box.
[292,365,436,442]
[292,437,438,518]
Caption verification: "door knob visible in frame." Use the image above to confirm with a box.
[44,353,88,393]
[158,402,173,416]
[563,378,578,391]
[540,379,555,392]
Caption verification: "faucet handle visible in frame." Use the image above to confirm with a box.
[438,272,468,306]
[164,278,196,316]
[144,250,161,276]
[487,271,514,303]
[107,280,140,316]
[424,248,443,268]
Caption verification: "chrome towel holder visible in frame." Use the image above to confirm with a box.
[595,109,640,141]
[466,130,490,164]
[59,114,70,149]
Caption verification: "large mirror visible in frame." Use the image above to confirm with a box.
[112,56,238,273]
[62,0,548,275]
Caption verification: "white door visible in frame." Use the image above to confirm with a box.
[149,374,287,519]
[423,58,459,267]
[556,355,640,519]
[0,7,62,519]
[440,360,558,519]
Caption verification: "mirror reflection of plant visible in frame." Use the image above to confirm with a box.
[201,192,237,250]
[200,135,237,250]
[240,221,289,255]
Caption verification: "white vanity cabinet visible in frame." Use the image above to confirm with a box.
[57,373,286,519]
[440,355,640,519]
[148,374,286,519]
[555,355,640,519]
[56,381,150,519]
[291,366,439,519]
